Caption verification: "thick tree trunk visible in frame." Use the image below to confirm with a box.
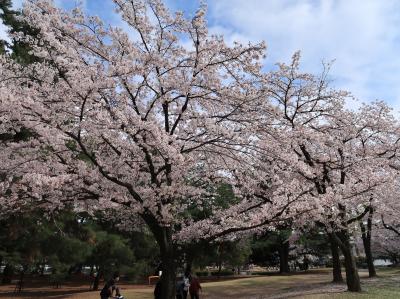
[145,214,176,299]
[217,243,223,278]
[217,261,222,277]
[342,247,361,292]
[40,264,45,276]
[185,254,194,275]
[158,228,176,299]
[359,208,376,278]
[360,223,376,277]
[391,254,399,266]
[335,231,361,292]
[279,240,290,274]
[302,254,309,271]
[328,234,343,283]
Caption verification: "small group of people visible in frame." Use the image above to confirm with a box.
[100,272,123,299]
[176,271,202,299]
[154,271,202,299]
[99,270,202,299]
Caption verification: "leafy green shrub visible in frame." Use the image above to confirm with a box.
[325,259,333,268]
[355,256,368,269]
[195,271,209,277]
[121,260,150,283]
[251,271,271,275]
[210,270,234,276]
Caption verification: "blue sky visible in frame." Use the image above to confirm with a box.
[2,0,400,112]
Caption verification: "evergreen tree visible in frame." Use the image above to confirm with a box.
[0,0,38,64]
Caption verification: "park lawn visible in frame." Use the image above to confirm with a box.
[303,286,400,299]
[62,271,328,299]
[302,284,400,299]
[200,270,339,298]
[63,269,344,299]
[3,268,399,299]
[65,269,335,299]
[301,268,400,299]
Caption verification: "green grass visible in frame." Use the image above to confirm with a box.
[303,286,400,299]
[302,268,400,299]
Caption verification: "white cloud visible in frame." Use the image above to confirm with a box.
[206,0,400,109]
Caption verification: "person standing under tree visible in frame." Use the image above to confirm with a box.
[183,271,191,299]
[189,275,202,299]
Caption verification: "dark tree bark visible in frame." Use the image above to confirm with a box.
[359,207,376,278]
[157,229,176,299]
[301,143,360,291]
[184,253,194,275]
[388,253,399,266]
[217,243,223,278]
[381,215,400,237]
[333,230,361,292]
[145,215,176,299]
[329,200,362,292]
[328,233,343,283]
[279,240,290,274]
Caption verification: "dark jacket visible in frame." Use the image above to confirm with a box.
[154,280,162,299]
[176,281,185,298]
[189,277,202,294]
[100,278,116,297]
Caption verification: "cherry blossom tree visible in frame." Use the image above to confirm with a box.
[178,52,399,291]
[253,53,399,291]
[2,1,400,297]
[0,1,270,297]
